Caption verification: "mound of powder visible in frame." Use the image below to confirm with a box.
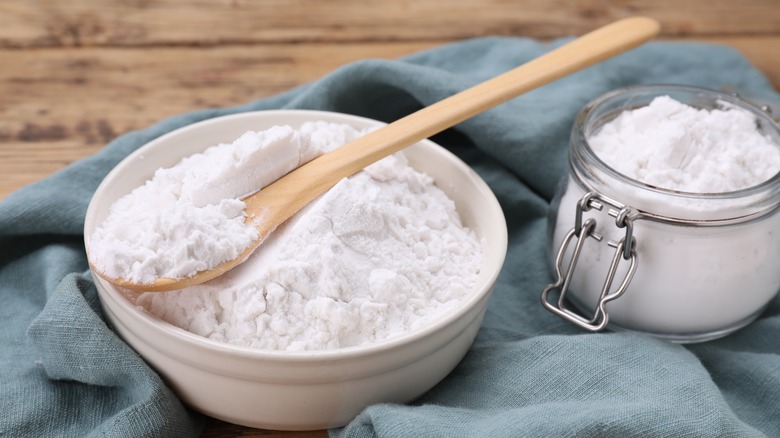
[135,150,483,351]
[588,95,780,193]
[89,122,359,284]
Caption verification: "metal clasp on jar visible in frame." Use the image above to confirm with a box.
[541,192,639,331]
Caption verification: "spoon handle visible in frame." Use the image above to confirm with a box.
[245,17,660,226]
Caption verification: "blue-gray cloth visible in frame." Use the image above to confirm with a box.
[2,37,779,437]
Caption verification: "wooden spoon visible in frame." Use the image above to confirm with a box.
[99,17,660,292]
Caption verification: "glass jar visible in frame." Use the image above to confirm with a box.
[541,85,780,343]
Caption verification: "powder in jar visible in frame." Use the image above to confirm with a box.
[122,122,482,351]
[549,90,780,339]
[588,95,780,192]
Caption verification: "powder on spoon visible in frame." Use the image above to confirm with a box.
[88,122,359,284]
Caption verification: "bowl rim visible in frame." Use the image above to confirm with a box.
[88,109,508,363]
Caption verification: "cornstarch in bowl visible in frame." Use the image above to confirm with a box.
[90,120,483,351]
[86,110,507,429]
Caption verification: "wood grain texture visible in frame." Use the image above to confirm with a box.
[1,1,779,437]
[0,0,779,48]
[0,42,434,197]
[2,36,778,200]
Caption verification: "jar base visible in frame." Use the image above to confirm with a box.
[565,296,769,343]
[607,310,763,344]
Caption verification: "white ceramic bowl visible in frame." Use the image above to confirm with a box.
[85,110,507,431]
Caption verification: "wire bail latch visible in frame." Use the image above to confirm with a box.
[541,192,639,331]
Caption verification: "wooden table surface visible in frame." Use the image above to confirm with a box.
[2,1,778,436]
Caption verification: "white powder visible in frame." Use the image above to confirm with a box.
[89,122,357,284]
[589,95,780,193]
[101,121,482,351]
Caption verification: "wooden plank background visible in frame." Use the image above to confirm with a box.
[1,0,779,201]
[1,1,779,436]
